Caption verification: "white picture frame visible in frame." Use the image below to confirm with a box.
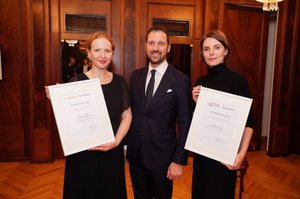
[185,87,252,165]
[48,78,115,156]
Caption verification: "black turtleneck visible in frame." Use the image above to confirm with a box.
[195,63,255,128]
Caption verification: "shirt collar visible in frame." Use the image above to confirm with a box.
[148,60,168,76]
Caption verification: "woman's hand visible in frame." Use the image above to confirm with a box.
[89,140,119,152]
[89,107,131,152]
[221,152,244,170]
[222,127,253,170]
[44,86,51,100]
[44,83,60,100]
[192,85,201,103]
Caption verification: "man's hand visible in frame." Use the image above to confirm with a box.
[167,162,184,180]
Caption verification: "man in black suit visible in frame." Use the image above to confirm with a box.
[126,26,192,199]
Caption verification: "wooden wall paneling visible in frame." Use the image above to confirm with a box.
[32,0,46,128]
[134,0,148,69]
[281,0,298,154]
[269,0,296,156]
[49,0,64,159]
[0,127,25,160]
[0,0,33,160]
[190,1,203,85]
[291,0,300,155]
[220,3,269,150]
[111,0,125,75]
[60,0,112,40]
[193,0,223,85]
[193,0,203,38]
[147,3,195,44]
[203,0,221,32]
[124,0,136,83]
[191,39,202,85]
[30,0,53,162]
[19,0,36,161]
[148,0,196,3]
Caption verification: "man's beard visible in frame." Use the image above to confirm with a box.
[149,50,166,65]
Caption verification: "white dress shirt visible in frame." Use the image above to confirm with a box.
[145,60,168,95]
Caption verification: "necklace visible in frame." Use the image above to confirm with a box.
[87,69,111,84]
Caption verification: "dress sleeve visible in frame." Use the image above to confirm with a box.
[121,76,130,111]
[238,77,255,128]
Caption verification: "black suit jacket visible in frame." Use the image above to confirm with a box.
[126,65,192,169]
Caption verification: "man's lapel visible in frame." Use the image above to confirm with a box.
[138,67,148,110]
[146,65,174,110]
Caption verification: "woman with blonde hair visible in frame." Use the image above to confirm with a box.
[50,32,132,199]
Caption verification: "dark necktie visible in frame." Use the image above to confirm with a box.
[145,69,156,106]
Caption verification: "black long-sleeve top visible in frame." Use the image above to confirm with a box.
[195,63,255,128]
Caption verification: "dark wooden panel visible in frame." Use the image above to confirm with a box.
[221,4,269,150]
[124,0,135,83]
[291,0,300,155]
[0,1,23,126]
[60,0,112,40]
[0,127,25,160]
[191,39,204,85]
[32,0,47,129]
[31,128,52,162]
[204,0,220,31]
[147,3,195,44]
[50,0,65,159]
[111,0,124,75]
[29,0,53,162]
[168,44,191,78]
[268,0,296,156]
[0,0,27,160]
[19,0,35,160]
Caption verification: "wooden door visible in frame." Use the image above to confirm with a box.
[219,3,270,150]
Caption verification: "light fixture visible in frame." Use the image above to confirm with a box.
[65,40,78,47]
[256,0,283,11]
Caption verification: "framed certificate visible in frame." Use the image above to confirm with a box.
[185,87,252,165]
[48,79,115,156]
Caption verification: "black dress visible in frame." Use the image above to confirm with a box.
[192,63,255,199]
[63,73,130,199]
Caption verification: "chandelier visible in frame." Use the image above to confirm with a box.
[256,0,283,11]
[64,40,79,47]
